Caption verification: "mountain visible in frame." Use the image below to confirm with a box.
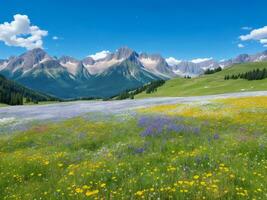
[82,48,162,97]
[169,50,267,77]
[139,53,176,78]
[59,56,91,81]
[0,74,57,105]
[1,47,266,99]
[0,47,165,98]
[0,48,52,78]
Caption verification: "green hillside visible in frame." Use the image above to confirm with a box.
[136,62,267,98]
[0,74,58,105]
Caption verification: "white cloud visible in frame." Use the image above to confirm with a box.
[89,50,110,60]
[191,57,213,63]
[241,26,252,30]
[165,57,182,66]
[0,14,48,50]
[260,39,267,44]
[238,43,245,48]
[52,36,59,40]
[240,26,267,41]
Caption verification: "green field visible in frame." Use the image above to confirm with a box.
[0,96,266,199]
[136,62,267,98]
[0,103,8,107]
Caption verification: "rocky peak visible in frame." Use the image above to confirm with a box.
[114,47,138,60]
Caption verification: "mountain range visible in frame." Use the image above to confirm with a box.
[0,47,267,98]
[168,50,267,77]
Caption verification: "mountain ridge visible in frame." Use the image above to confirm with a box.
[1,47,267,98]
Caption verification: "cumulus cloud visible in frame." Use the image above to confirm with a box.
[238,43,245,48]
[89,50,110,60]
[0,14,48,50]
[165,57,182,66]
[260,39,267,44]
[240,26,267,41]
[191,57,213,63]
[52,36,59,40]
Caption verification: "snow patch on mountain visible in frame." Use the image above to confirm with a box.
[84,58,123,74]
[166,57,182,66]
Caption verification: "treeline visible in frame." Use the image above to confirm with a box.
[204,67,222,75]
[224,68,267,81]
[0,74,58,105]
[61,96,101,102]
[1,92,23,105]
[112,79,166,100]
[184,75,191,79]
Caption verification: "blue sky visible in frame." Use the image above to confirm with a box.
[0,0,267,60]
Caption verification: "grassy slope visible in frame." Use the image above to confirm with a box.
[136,62,267,98]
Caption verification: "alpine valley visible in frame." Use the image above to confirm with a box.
[0,47,267,99]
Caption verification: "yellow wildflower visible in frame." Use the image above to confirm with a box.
[85,190,99,196]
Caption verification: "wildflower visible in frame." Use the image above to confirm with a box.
[68,171,74,176]
[230,174,235,178]
[200,181,206,186]
[58,163,63,167]
[193,175,200,180]
[213,134,220,140]
[85,190,99,196]
[135,191,144,196]
[206,172,212,177]
[82,185,89,189]
[75,188,83,193]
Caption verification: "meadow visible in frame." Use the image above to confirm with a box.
[0,96,266,199]
[136,62,267,98]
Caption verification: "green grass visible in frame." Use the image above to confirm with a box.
[136,62,267,98]
[0,97,266,199]
[0,103,8,107]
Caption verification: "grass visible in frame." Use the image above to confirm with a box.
[0,103,8,107]
[0,96,266,199]
[136,62,267,98]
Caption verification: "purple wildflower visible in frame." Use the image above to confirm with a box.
[213,134,220,140]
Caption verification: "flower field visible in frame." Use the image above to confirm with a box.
[0,97,266,199]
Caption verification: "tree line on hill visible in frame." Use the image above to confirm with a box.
[109,79,166,100]
[224,68,267,81]
[204,67,222,75]
[0,74,58,106]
